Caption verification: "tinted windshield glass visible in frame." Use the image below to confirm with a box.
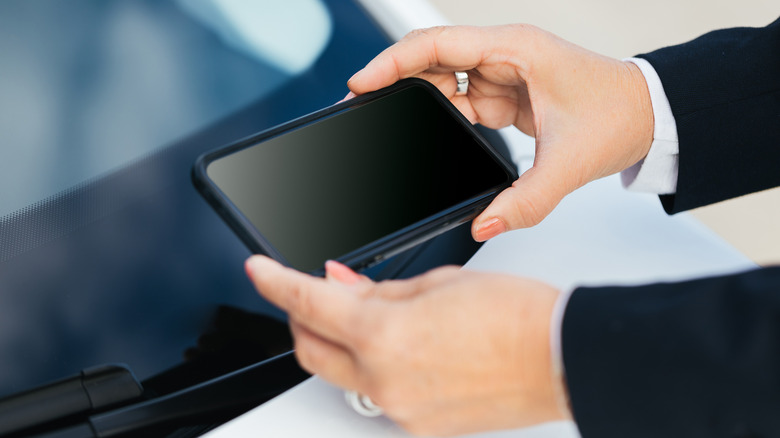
[0,0,332,218]
[0,0,390,398]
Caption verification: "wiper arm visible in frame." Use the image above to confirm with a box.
[0,364,143,436]
[32,351,307,438]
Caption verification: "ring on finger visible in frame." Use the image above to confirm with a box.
[454,71,469,96]
[345,390,384,417]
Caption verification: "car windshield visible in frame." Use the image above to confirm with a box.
[0,0,391,399]
[0,0,332,218]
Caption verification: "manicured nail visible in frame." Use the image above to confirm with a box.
[325,260,362,285]
[338,91,356,103]
[474,217,506,242]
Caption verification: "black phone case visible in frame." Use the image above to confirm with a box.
[191,78,518,275]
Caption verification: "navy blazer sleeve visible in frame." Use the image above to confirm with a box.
[642,17,780,213]
[562,18,780,438]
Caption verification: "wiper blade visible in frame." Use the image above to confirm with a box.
[0,364,143,436]
[31,351,307,438]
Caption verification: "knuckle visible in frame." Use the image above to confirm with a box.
[507,22,539,34]
[406,25,448,40]
[417,265,459,287]
[504,23,545,45]
[507,188,545,228]
[405,28,426,39]
[293,343,317,373]
[290,284,314,320]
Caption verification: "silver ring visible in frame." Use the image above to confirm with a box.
[454,71,469,96]
[345,390,384,417]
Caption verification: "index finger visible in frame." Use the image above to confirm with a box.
[245,255,363,346]
[347,25,489,94]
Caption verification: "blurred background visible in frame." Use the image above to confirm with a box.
[428,0,780,266]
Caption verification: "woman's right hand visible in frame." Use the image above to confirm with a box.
[347,25,654,240]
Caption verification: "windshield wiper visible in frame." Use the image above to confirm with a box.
[25,351,307,438]
[0,364,143,436]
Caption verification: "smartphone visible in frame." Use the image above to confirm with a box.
[192,78,518,275]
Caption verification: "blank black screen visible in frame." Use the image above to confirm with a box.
[207,84,511,272]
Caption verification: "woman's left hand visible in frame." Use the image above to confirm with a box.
[245,255,571,436]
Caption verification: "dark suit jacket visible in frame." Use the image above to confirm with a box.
[562,17,780,438]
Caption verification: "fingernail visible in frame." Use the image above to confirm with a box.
[474,217,506,242]
[324,260,361,285]
[338,91,356,103]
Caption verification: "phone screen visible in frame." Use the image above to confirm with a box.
[203,81,514,272]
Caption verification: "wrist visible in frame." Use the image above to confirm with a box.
[521,285,573,423]
[623,60,655,165]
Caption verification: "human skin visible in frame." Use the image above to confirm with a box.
[247,24,654,436]
[247,257,564,436]
[347,24,653,240]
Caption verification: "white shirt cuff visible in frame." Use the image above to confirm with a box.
[620,57,679,195]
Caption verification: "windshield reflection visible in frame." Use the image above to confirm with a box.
[0,0,393,402]
[177,0,332,74]
[0,0,332,218]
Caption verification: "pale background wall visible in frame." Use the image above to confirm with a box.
[427,0,780,266]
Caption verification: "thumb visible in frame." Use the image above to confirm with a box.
[324,260,371,287]
[471,165,573,241]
